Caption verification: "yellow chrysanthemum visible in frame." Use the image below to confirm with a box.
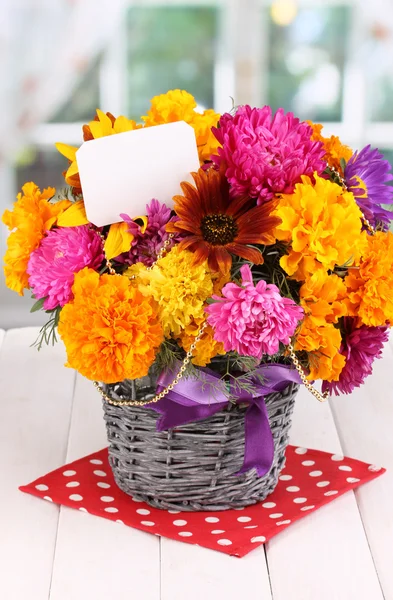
[135,245,214,337]
[56,109,142,192]
[142,89,221,164]
[345,231,393,326]
[294,317,345,382]
[308,121,353,173]
[2,182,71,295]
[274,174,367,281]
[58,268,163,384]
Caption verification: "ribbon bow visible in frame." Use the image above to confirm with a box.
[147,364,301,476]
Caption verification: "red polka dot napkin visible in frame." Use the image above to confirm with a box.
[20,445,385,557]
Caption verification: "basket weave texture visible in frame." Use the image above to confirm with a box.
[102,379,299,511]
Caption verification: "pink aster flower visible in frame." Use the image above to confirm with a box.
[322,318,389,396]
[119,199,180,266]
[205,264,304,359]
[27,225,104,310]
[211,105,326,203]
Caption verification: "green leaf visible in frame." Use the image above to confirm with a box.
[340,157,347,172]
[30,297,46,313]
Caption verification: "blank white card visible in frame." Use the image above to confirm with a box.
[76,121,200,227]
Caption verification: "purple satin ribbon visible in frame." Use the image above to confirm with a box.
[147,364,301,477]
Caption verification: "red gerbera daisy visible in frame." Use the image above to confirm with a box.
[166,167,281,273]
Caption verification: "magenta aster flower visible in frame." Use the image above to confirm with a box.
[119,199,180,266]
[205,264,304,359]
[344,145,393,229]
[211,105,326,203]
[27,225,104,310]
[322,318,389,396]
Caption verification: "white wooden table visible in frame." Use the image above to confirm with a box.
[1,327,392,600]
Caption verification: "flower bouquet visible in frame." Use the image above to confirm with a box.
[3,90,393,511]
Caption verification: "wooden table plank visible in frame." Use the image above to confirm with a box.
[49,374,160,600]
[0,328,76,600]
[266,386,384,600]
[161,540,272,600]
[329,342,393,600]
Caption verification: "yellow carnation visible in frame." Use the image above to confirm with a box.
[191,109,221,162]
[58,268,163,384]
[142,89,220,164]
[345,231,393,326]
[2,182,71,295]
[274,174,367,281]
[136,245,213,337]
[142,89,197,126]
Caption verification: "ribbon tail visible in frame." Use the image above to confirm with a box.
[235,400,275,477]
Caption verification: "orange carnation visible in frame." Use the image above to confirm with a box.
[345,231,393,326]
[295,271,348,381]
[299,270,347,325]
[2,182,71,295]
[179,321,226,367]
[308,121,353,174]
[58,268,163,383]
[294,317,345,382]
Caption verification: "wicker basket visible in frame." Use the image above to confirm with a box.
[102,376,299,511]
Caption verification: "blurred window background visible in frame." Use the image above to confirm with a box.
[2,0,393,327]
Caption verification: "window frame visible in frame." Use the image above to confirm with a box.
[28,0,393,156]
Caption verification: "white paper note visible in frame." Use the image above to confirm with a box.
[76,121,200,227]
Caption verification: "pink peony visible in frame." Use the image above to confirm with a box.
[27,225,104,310]
[119,199,181,266]
[205,264,304,359]
[322,319,389,396]
[211,105,326,203]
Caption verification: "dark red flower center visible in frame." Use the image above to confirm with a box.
[200,214,238,245]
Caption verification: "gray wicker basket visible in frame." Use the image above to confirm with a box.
[102,375,298,511]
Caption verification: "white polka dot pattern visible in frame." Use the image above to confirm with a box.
[35,484,48,491]
[22,446,383,558]
[69,494,83,502]
[309,470,323,477]
[217,539,232,546]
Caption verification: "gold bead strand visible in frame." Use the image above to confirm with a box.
[97,231,117,275]
[362,216,376,235]
[287,343,329,403]
[146,233,175,271]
